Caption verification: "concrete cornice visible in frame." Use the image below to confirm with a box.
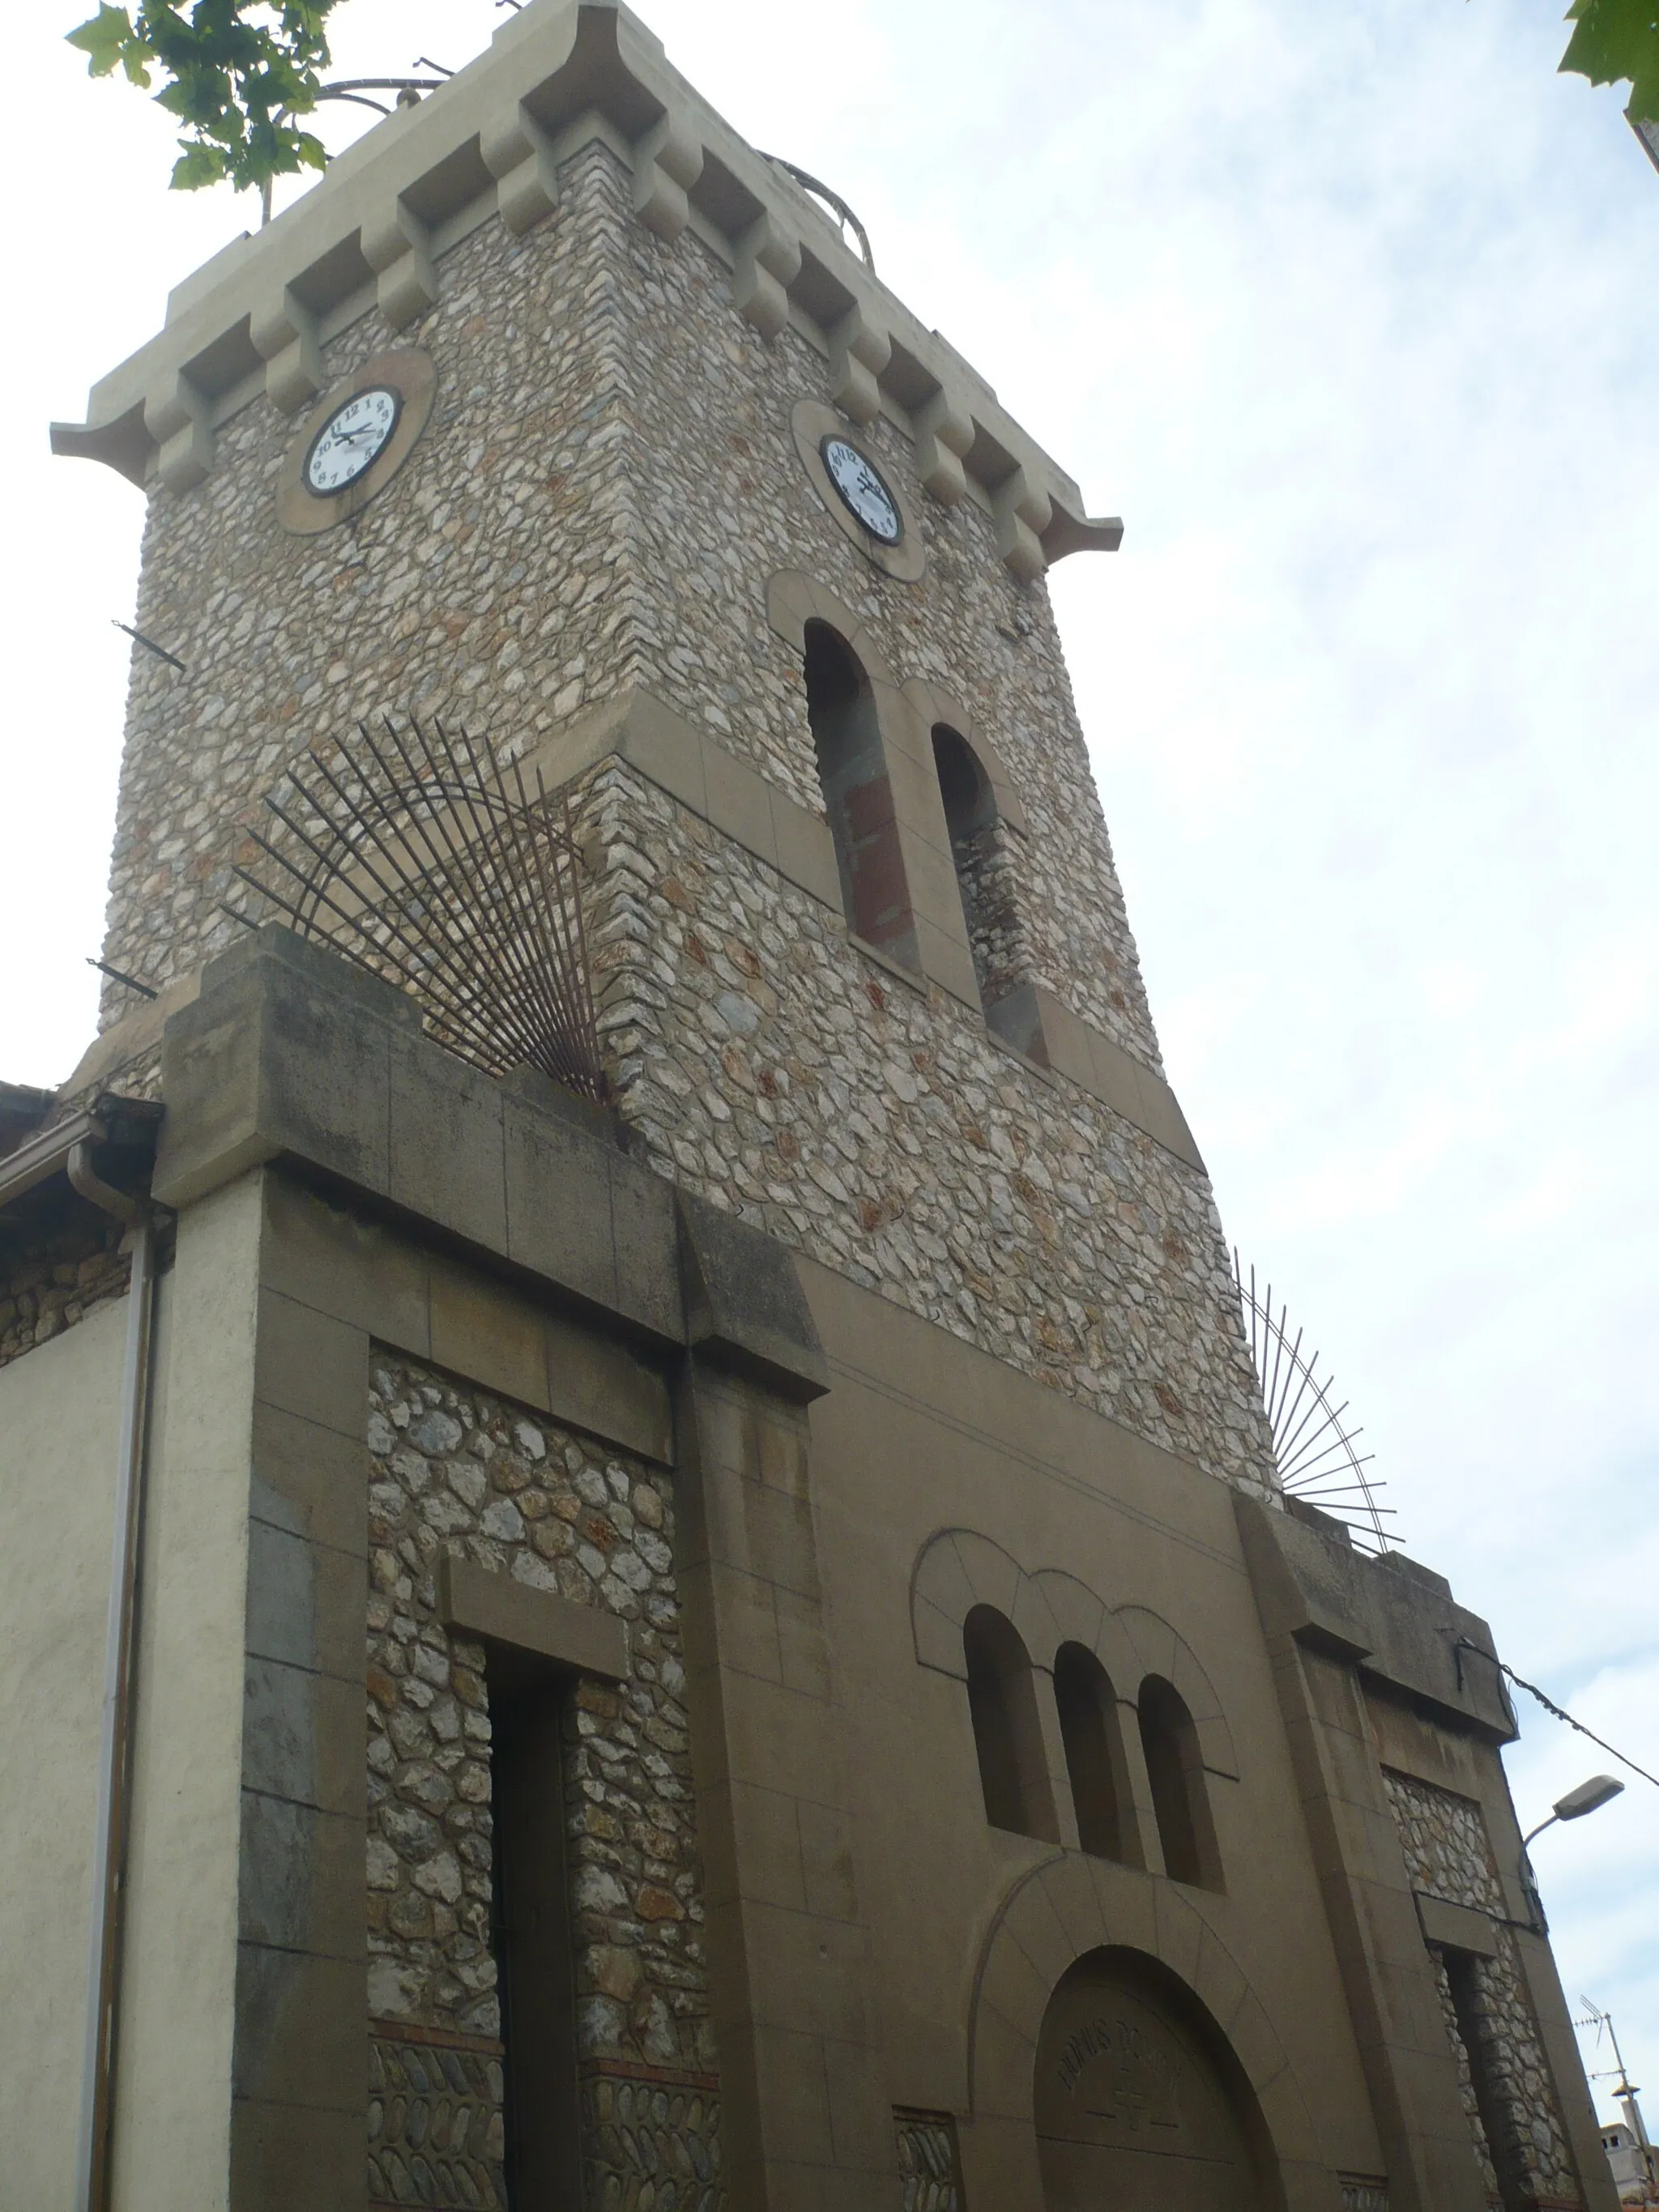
[49,0,1121,576]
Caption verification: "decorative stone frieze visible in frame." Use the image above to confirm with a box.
[368,2026,506,2210]
[894,2109,964,2212]
[481,100,561,237]
[913,390,974,508]
[142,369,213,493]
[827,302,891,428]
[632,109,704,244]
[581,2069,727,2212]
[730,211,800,343]
[362,203,441,330]
[249,286,325,416]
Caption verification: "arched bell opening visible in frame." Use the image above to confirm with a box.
[802,620,919,970]
[1034,1946,1283,2212]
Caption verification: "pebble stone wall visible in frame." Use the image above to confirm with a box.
[102,147,652,1023]
[948,813,1030,1021]
[610,170,1160,1068]
[92,134,1277,1498]
[894,2111,965,2212]
[1383,1770,1581,2208]
[0,1213,130,1371]
[581,2073,727,2212]
[366,1353,721,2210]
[578,757,1274,1493]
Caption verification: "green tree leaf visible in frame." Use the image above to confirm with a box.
[66,5,145,81]
[1560,0,1659,125]
[170,140,228,190]
[66,0,344,196]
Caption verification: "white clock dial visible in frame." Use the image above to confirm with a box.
[303,386,402,495]
[821,437,903,545]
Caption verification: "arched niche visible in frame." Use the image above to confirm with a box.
[965,1860,1318,2210]
[1034,1947,1282,2211]
[801,619,920,968]
[1138,1674,1225,1891]
[909,1535,1239,1785]
[1052,1642,1135,1866]
[965,1605,1059,1843]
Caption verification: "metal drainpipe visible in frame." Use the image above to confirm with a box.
[66,1142,160,2212]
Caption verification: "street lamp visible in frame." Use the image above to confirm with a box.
[1520,1775,1625,1933]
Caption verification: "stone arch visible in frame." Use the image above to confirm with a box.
[910,1537,1237,1784]
[965,1855,1322,2206]
[964,1605,1060,1843]
[912,1531,1064,1690]
[900,677,1029,837]
[902,676,1047,1058]
[765,571,900,694]
[1035,1947,1282,2207]
[799,619,919,967]
[1115,1604,1239,1782]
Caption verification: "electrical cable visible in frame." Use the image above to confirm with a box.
[1456,1638,1659,1792]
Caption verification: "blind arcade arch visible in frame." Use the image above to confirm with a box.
[1034,1949,1277,2212]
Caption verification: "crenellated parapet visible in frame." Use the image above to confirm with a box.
[49,0,1121,578]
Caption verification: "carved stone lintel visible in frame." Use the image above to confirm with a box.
[361,204,439,330]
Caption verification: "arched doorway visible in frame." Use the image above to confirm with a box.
[1034,1948,1278,2211]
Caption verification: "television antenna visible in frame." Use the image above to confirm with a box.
[1576,2001,1658,2196]
[1233,1253,1394,1553]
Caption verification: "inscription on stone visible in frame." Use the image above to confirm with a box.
[1051,2010,1184,2139]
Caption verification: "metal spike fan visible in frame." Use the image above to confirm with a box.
[226,717,608,1103]
[1233,1253,1394,1553]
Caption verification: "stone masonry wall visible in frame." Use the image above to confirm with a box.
[103,143,1154,1070]
[950,817,1031,1018]
[366,1353,721,2212]
[0,1213,131,1372]
[894,2111,965,2212]
[580,757,1273,1493]
[1384,1770,1581,2208]
[612,168,1162,1070]
[98,137,1277,1496]
[103,147,653,1016]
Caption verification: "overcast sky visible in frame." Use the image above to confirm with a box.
[4,0,1653,2125]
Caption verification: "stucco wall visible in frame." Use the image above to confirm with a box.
[113,1172,262,2212]
[0,1293,128,2210]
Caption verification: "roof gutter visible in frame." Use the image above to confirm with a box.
[0,1106,117,1210]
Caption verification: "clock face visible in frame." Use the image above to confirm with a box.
[821,437,903,545]
[302,386,403,495]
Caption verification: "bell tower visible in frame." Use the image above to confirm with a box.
[8,5,1614,2211]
